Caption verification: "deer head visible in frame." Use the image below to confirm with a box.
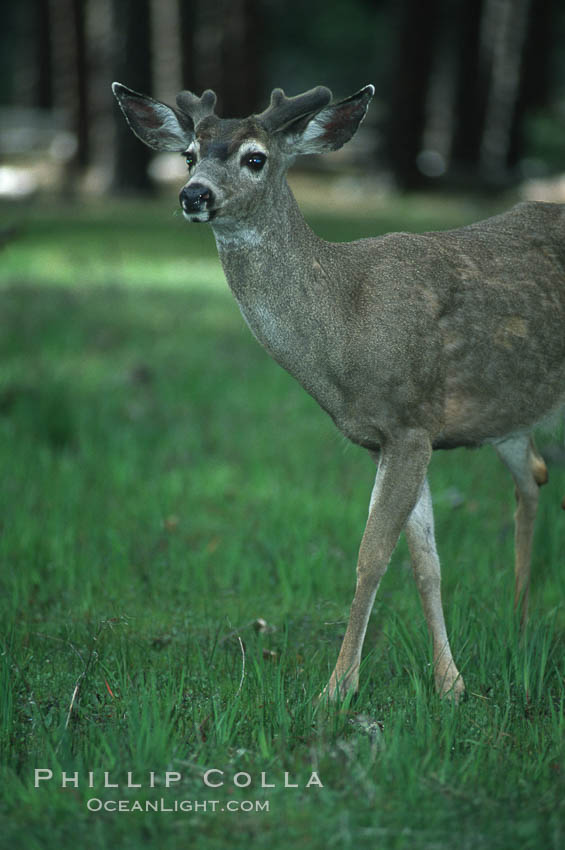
[112,82,374,225]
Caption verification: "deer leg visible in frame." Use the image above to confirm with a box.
[494,434,547,626]
[404,477,464,700]
[321,430,432,702]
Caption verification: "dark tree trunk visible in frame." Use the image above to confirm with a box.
[49,0,89,190]
[178,0,198,92]
[220,0,263,116]
[450,0,488,175]
[193,0,224,107]
[478,0,531,180]
[73,0,89,169]
[192,0,263,115]
[384,0,441,190]
[9,0,38,106]
[507,0,553,168]
[448,0,542,186]
[35,0,54,108]
[111,0,154,194]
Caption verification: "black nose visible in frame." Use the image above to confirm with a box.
[179,183,214,213]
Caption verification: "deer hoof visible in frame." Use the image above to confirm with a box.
[316,672,358,707]
[437,671,466,704]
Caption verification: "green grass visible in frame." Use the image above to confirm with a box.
[0,193,564,849]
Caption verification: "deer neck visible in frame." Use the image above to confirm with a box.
[211,178,318,288]
[210,178,327,365]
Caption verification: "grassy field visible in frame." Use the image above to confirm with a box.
[0,189,564,849]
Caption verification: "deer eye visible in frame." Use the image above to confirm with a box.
[185,153,196,169]
[242,152,267,172]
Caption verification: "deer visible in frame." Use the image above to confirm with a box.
[112,80,565,704]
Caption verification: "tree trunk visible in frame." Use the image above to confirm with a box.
[49,0,89,191]
[384,0,441,190]
[192,0,263,116]
[111,0,154,194]
[220,0,263,116]
[451,0,488,176]
[507,0,553,168]
[35,0,54,108]
[178,0,198,92]
[478,0,532,181]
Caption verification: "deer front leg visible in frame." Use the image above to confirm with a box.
[494,434,547,626]
[321,429,432,702]
[405,477,464,700]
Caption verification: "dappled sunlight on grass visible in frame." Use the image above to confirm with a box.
[1,198,222,290]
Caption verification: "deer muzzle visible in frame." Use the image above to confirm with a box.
[179,183,215,215]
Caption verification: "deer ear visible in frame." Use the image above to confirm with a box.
[112,82,193,151]
[286,85,374,155]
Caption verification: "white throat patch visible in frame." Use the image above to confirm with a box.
[213,224,264,249]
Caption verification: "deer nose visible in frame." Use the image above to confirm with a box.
[180,183,214,213]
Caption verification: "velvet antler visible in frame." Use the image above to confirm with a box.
[257,86,333,133]
[175,89,218,126]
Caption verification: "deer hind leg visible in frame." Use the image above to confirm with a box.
[321,429,432,703]
[494,434,548,626]
[404,477,465,700]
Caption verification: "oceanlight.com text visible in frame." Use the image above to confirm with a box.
[86,798,270,813]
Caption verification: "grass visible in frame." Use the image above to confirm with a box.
[0,188,564,849]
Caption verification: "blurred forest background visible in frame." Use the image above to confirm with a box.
[2,0,565,200]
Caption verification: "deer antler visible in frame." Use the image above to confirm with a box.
[257,86,332,133]
[175,89,218,127]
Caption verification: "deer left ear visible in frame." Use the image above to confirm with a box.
[112,82,194,151]
[286,85,375,155]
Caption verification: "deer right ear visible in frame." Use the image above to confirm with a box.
[286,85,375,156]
[112,82,193,151]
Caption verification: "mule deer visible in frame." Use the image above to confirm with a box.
[112,81,565,703]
